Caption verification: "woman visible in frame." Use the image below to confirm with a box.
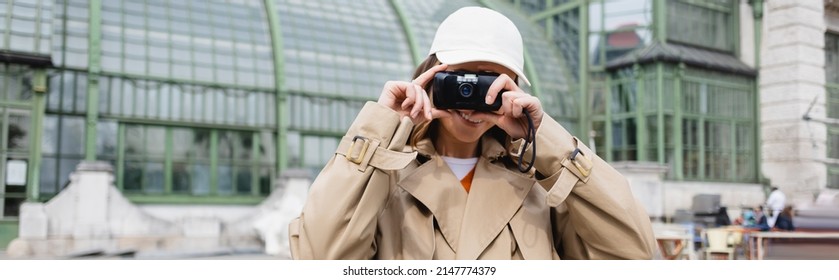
[288,7,655,260]
[774,206,795,231]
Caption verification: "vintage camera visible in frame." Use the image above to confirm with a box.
[432,71,503,111]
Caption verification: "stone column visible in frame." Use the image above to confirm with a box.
[760,0,827,195]
[72,161,115,239]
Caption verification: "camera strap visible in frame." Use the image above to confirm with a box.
[517,110,536,173]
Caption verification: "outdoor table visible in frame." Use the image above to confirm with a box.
[749,231,839,260]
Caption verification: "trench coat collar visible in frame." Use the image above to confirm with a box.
[400,135,535,259]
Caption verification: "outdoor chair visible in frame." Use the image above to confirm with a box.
[703,228,735,260]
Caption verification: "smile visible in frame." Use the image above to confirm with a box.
[458,111,484,124]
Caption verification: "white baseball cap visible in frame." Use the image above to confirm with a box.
[428,7,531,86]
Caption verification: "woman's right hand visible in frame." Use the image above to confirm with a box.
[378,64,449,124]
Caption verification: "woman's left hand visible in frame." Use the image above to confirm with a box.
[472,74,544,140]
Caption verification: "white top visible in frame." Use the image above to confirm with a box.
[766,189,786,211]
[441,156,478,181]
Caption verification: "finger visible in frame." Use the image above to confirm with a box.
[510,97,524,118]
[381,81,422,114]
[418,85,432,120]
[472,111,501,125]
[412,64,449,88]
[411,85,424,119]
[514,95,542,115]
[431,108,452,120]
[402,82,416,112]
[485,74,520,105]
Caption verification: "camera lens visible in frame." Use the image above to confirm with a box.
[458,83,473,98]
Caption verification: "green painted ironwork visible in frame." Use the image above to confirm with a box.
[656,63,664,164]
[251,133,260,196]
[604,74,613,162]
[26,69,47,201]
[530,0,579,22]
[545,0,554,40]
[126,194,265,205]
[85,0,102,161]
[673,63,684,180]
[210,129,218,194]
[634,64,646,161]
[163,127,173,194]
[390,0,423,65]
[667,0,735,52]
[116,123,125,190]
[263,0,287,172]
[579,2,589,145]
[653,0,665,42]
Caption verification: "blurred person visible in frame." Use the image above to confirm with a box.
[766,187,786,227]
[746,205,770,232]
[773,206,795,231]
[714,206,731,227]
[287,7,655,260]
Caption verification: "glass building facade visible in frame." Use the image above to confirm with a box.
[0,0,582,231]
[518,0,758,182]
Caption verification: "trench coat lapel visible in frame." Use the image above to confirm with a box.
[397,155,468,252]
[398,136,536,259]
[455,157,535,259]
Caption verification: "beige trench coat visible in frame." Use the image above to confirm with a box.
[289,102,656,260]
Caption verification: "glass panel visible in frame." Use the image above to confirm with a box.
[235,166,252,194]
[39,157,58,195]
[278,0,412,96]
[611,118,637,161]
[124,125,144,155]
[123,161,143,192]
[829,168,839,189]
[830,130,839,159]
[0,0,53,55]
[7,113,30,151]
[189,164,211,195]
[58,158,81,190]
[667,0,733,51]
[705,121,731,180]
[592,121,606,158]
[646,115,657,161]
[169,128,192,157]
[59,116,85,156]
[41,115,58,154]
[259,166,272,195]
[96,120,117,157]
[172,163,191,194]
[96,0,274,88]
[143,162,165,194]
[145,126,165,157]
[218,164,233,195]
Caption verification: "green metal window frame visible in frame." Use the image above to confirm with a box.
[0,64,46,219]
[0,0,53,55]
[594,62,757,182]
[666,0,738,53]
[117,122,274,204]
[98,0,275,89]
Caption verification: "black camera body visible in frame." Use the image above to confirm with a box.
[432,71,503,111]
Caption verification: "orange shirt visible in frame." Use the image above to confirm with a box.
[460,167,476,193]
